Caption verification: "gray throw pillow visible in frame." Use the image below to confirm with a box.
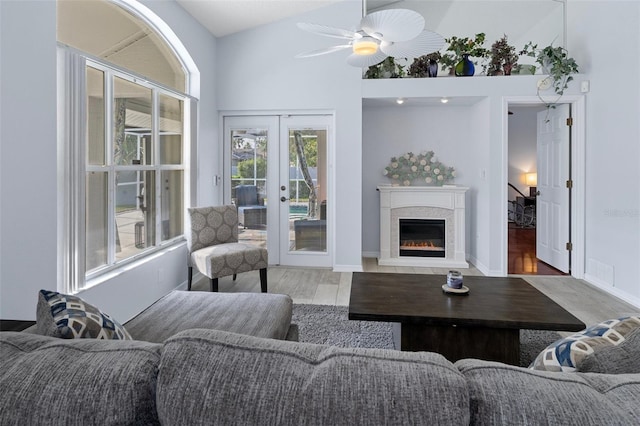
[578,328,640,374]
[36,289,132,340]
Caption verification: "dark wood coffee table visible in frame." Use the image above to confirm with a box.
[348,272,585,365]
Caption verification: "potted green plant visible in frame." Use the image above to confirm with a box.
[487,35,518,76]
[519,42,579,95]
[537,45,579,95]
[440,33,488,76]
[408,52,441,78]
[364,57,406,79]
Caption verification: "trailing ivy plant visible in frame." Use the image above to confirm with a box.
[536,45,579,95]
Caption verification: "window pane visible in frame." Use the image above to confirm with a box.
[160,94,183,165]
[231,129,267,199]
[87,67,105,165]
[113,77,152,166]
[115,171,155,261]
[86,171,108,272]
[161,170,183,241]
[288,129,326,253]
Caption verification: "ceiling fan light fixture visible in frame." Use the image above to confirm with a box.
[353,36,379,55]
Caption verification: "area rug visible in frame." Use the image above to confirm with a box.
[292,304,561,368]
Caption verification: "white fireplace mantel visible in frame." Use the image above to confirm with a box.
[378,184,469,268]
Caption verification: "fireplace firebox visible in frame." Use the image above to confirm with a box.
[399,219,445,258]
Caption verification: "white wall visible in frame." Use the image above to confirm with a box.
[215,1,364,270]
[1,0,58,321]
[0,0,218,321]
[568,0,640,305]
[361,103,485,260]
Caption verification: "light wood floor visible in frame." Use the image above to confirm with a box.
[190,257,639,328]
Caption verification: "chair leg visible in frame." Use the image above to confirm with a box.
[188,267,193,291]
[210,278,218,292]
[259,268,267,293]
[233,274,237,281]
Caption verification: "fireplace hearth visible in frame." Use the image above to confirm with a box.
[399,219,445,257]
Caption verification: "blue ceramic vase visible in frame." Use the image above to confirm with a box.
[455,54,475,77]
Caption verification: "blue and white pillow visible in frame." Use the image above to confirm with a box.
[530,316,640,372]
[36,289,132,340]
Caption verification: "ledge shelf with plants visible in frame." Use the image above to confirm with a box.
[362,33,580,107]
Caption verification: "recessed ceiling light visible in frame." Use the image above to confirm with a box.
[396,98,405,105]
[440,97,449,104]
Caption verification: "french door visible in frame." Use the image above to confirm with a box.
[223,115,332,267]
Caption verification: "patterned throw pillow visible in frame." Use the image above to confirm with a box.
[530,316,640,372]
[36,289,132,340]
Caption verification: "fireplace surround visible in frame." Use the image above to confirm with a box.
[378,185,469,268]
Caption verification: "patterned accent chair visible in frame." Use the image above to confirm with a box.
[187,205,268,292]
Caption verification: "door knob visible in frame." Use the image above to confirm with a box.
[536,191,541,196]
[280,196,289,202]
[281,185,286,191]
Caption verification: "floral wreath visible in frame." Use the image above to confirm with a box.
[383,150,455,186]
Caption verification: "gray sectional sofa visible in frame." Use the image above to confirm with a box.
[1,290,640,425]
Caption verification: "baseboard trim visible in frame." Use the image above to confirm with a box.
[584,273,640,310]
[467,256,498,276]
[333,264,364,273]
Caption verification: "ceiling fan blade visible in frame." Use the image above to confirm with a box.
[360,9,424,43]
[380,30,445,59]
[346,51,388,68]
[297,22,360,40]
[295,45,352,58]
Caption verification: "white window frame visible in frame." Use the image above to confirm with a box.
[58,46,190,293]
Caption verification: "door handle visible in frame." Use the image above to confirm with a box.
[536,191,541,196]
[281,185,286,191]
[280,196,289,202]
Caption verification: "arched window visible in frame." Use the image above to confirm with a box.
[57,0,197,291]
[58,0,186,92]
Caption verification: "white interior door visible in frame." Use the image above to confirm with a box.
[536,105,570,272]
[279,115,332,267]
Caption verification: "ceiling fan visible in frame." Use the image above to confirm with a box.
[295,0,444,68]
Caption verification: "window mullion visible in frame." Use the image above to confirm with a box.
[152,89,161,246]
[105,70,116,266]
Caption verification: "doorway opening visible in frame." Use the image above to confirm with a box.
[506,100,582,276]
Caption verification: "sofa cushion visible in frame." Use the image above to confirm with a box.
[457,358,640,426]
[125,290,292,343]
[530,316,640,372]
[0,331,161,425]
[579,328,640,374]
[157,329,469,425]
[36,289,132,340]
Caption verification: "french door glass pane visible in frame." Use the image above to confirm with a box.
[87,67,105,166]
[86,171,108,272]
[115,171,155,261]
[159,94,183,165]
[161,170,183,241]
[113,77,152,166]
[288,129,327,252]
[231,128,267,247]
